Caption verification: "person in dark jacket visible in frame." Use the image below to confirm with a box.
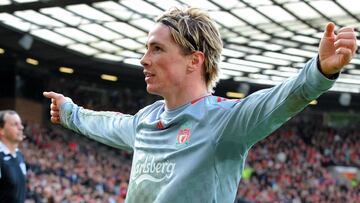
[0,110,26,203]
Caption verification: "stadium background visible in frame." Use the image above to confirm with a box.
[0,0,359,202]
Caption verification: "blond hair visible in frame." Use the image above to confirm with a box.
[157,7,223,93]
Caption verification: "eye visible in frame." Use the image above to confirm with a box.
[153,46,162,52]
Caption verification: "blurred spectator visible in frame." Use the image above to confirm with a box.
[20,77,360,202]
[0,110,27,203]
[20,111,359,202]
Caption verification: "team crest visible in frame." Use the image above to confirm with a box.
[176,121,192,148]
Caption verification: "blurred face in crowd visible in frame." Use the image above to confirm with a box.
[140,23,192,97]
[0,113,24,144]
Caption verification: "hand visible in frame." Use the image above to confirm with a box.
[319,22,358,75]
[43,91,72,124]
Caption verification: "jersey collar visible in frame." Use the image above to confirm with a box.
[0,141,18,158]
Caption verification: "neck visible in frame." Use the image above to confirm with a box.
[164,84,208,110]
[1,140,18,155]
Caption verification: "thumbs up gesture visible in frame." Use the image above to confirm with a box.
[319,22,357,75]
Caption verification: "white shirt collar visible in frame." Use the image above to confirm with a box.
[0,141,18,157]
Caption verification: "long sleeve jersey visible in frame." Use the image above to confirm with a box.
[60,57,336,203]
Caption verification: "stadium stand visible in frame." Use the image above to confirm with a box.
[18,86,359,202]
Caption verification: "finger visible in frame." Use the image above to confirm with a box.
[335,32,357,41]
[336,47,352,56]
[337,26,354,34]
[51,98,57,106]
[50,103,59,111]
[324,22,335,38]
[336,32,356,39]
[43,91,62,99]
[336,48,353,65]
[334,39,358,53]
[50,116,60,124]
[43,91,53,98]
[50,110,59,118]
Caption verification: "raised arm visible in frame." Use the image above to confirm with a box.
[219,22,357,147]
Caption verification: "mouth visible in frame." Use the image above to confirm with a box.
[18,133,25,139]
[144,71,155,81]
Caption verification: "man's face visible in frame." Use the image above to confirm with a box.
[140,23,191,97]
[0,113,24,144]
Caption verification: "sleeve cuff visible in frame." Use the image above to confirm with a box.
[316,55,340,80]
[59,101,75,125]
[306,56,337,92]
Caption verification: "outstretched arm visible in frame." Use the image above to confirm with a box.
[43,91,136,151]
[220,23,357,147]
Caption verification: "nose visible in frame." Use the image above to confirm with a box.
[19,123,24,130]
[140,51,151,67]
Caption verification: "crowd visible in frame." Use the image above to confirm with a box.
[46,76,160,113]
[19,111,359,203]
[23,124,132,203]
[14,78,355,202]
[236,118,360,203]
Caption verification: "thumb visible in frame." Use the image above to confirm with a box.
[323,22,335,38]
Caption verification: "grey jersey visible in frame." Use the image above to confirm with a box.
[60,57,336,203]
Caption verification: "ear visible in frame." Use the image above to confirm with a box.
[187,51,205,73]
